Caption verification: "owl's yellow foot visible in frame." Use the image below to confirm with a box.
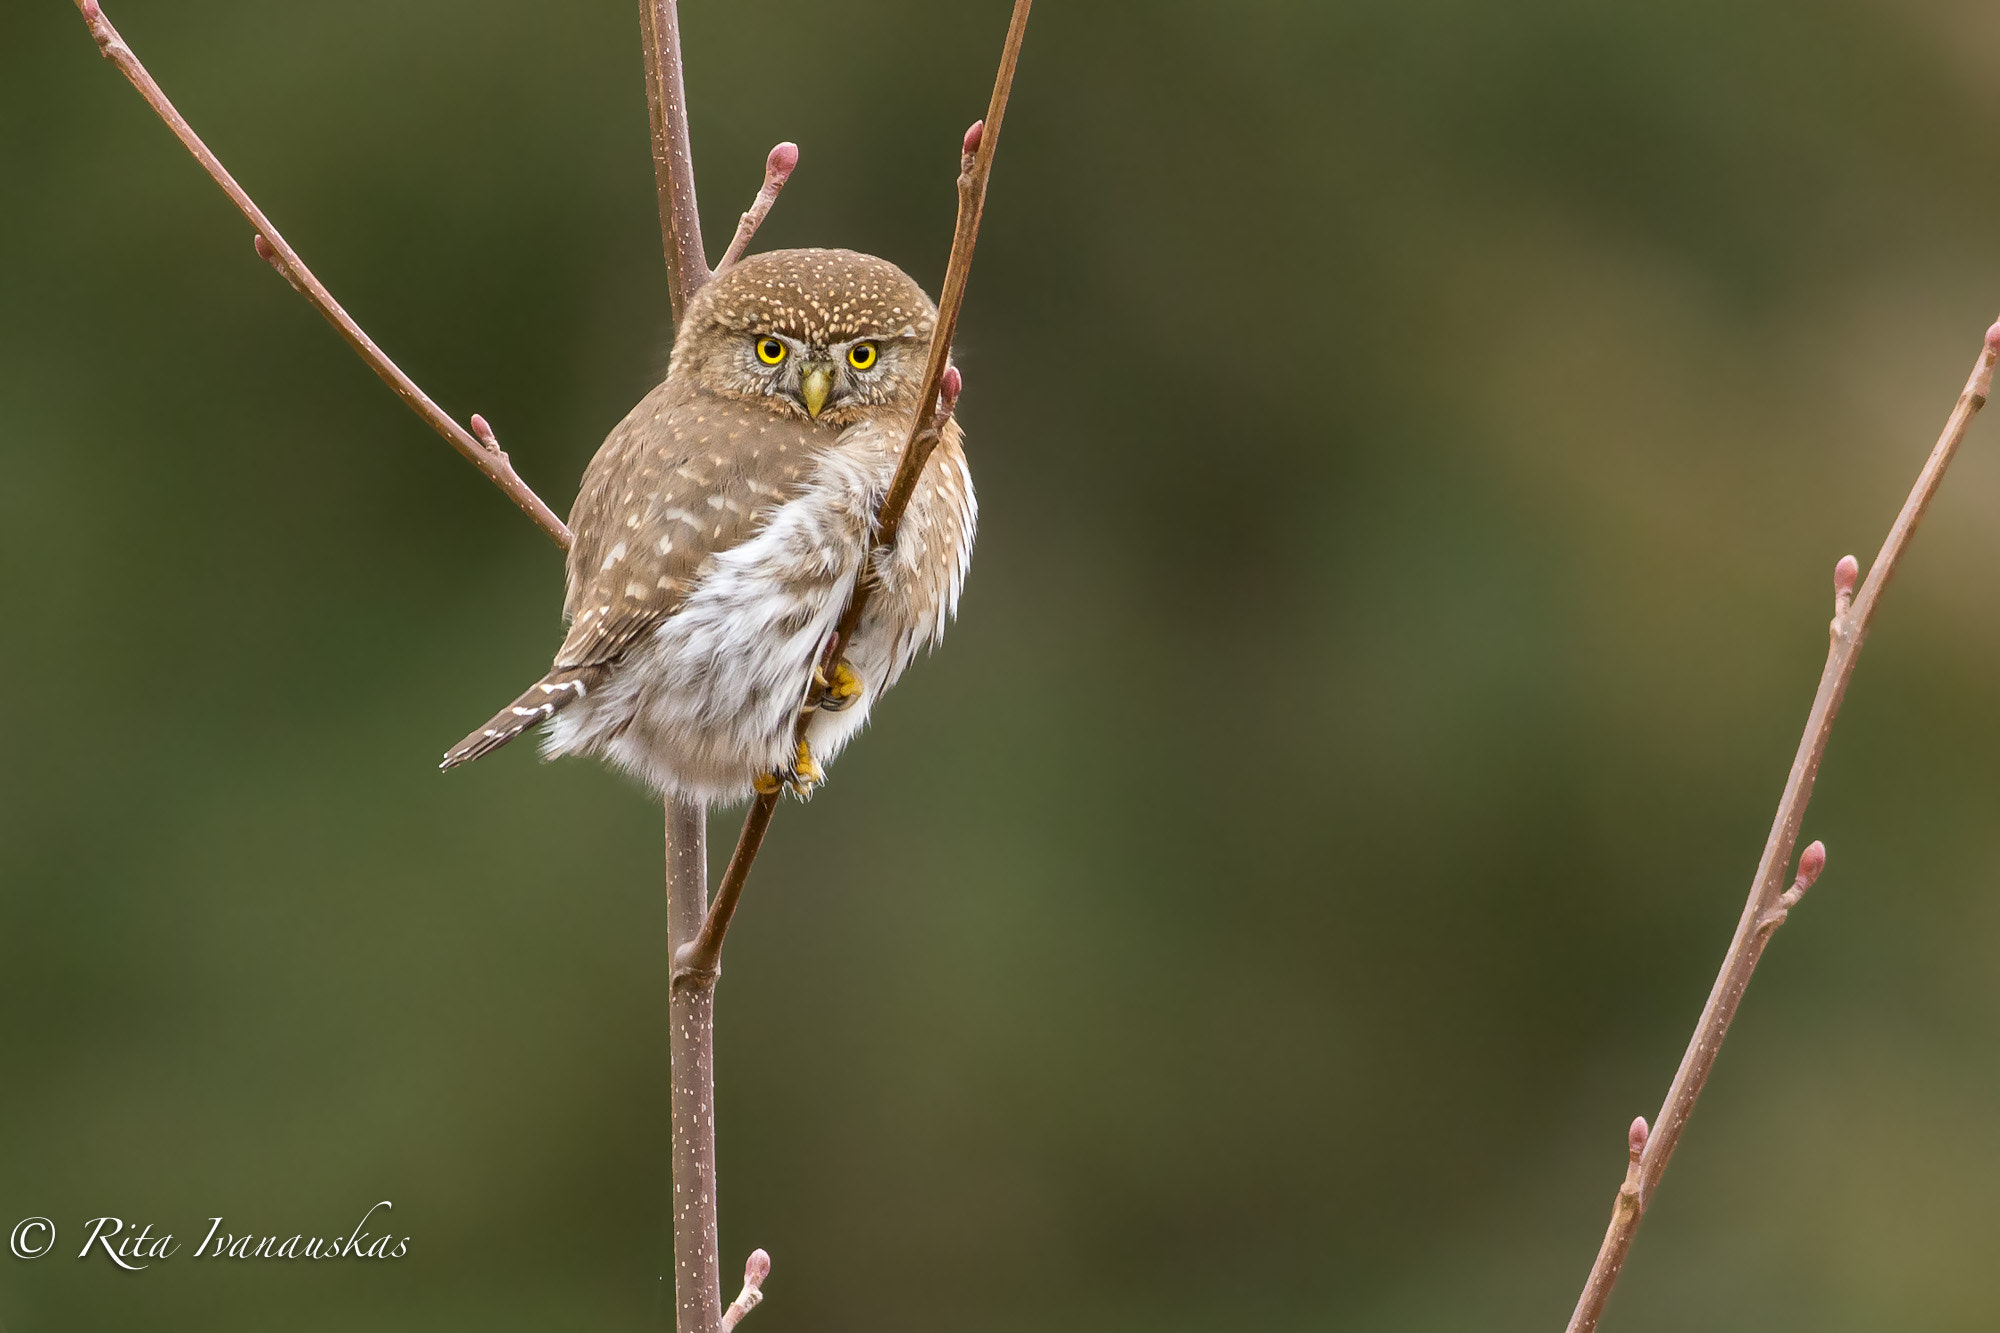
[786,739,824,796]
[813,660,864,713]
[756,740,823,799]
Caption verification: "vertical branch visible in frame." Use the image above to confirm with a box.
[636,7,734,1332]
[1564,319,2000,1332]
[637,5,718,1330]
[665,799,723,1333]
[639,0,710,324]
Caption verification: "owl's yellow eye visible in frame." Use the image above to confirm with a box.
[755,337,787,366]
[846,342,879,371]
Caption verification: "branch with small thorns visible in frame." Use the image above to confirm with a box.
[1565,320,2000,1333]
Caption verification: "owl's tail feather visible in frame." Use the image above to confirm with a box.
[440,667,599,771]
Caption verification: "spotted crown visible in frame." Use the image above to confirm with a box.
[685,248,936,347]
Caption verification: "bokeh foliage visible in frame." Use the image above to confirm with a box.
[5,0,2000,1328]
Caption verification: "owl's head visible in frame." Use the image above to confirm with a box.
[671,248,937,423]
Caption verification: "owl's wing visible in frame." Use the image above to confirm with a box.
[554,382,826,671]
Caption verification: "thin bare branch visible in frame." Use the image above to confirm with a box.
[716,144,800,274]
[685,0,1034,984]
[1572,1115,1651,1321]
[664,797,722,1333]
[1565,318,2000,1333]
[674,788,777,988]
[720,1249,772,1332]
[636,5,730,1331]
[639,0,710,323]
[71,0,572,549]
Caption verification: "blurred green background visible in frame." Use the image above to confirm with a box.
[6,0,2000,1328]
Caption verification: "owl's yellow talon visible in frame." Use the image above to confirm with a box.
[755,741,823,798]
[818,660,863,713]
[789,740,823,793]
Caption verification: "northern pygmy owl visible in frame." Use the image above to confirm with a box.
[442,248,975,805]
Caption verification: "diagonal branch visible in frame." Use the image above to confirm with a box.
[674,0,1035,987]
[1565,318,2000,1333]
[69,0,572,549]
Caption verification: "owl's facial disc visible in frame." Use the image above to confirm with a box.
[728,322,913,421]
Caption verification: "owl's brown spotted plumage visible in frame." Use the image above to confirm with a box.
[441,248,976,805]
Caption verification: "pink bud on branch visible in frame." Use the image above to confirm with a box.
[1756,840,1826,933]
[468,414,509,464]
[766,142,798,186]
[932,366,965,432]
[1794,840,1827,892]
[715,142,803,273]
[1832,554,1859,618]
[1772,840,1828,913]
[1627,1116,1650,1161]
[720,1248,772,1331]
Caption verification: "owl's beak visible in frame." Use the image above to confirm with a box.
[800,363,834,419]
